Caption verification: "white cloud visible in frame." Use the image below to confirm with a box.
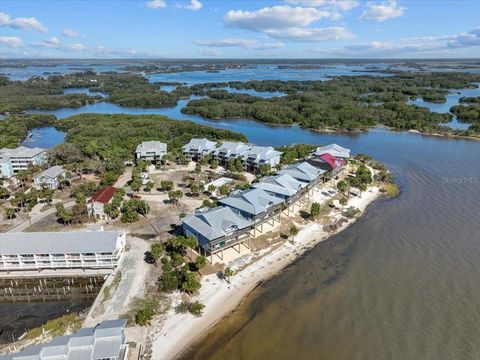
[0,12,48,32]
[0,36,24,48]
[360,1,405,22]
[31,37,87,52]
[94,46,139,57]
[200,49,221,57]
[178,0,202,11]
[225,6,335,32]
[224,5,352,42]
[265,26,352,41]
[61,28,79,38]
[315,27,480,57]
[45,36,60,46]
[285,0,359,11]
[146,0,167,9]
[195,38,284,50]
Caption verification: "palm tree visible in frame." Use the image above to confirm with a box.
[224,267,234,283]
[289,225,299,242]
[358,183,367,197]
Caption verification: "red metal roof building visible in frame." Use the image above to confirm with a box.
[90,186,117,204]
[318,153,346,170]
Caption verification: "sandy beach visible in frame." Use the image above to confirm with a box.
[149,186,381,360]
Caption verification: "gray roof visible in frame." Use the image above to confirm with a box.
[243,146,282,163]
[183,207,252,242]
[0,319,126,360]
[213,141,251,157]
[182,138,217,153]
[34,165,66,180]
[0,146,46,159]
[0,231,122,256]
[314,143,350,158]
[277,162,325,182]
[135,141,167,155]
[252,173,307,197]
[218,188,283,216]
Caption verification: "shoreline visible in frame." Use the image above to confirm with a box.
[150,186,382,360]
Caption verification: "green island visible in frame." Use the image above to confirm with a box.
[182,73,480,137]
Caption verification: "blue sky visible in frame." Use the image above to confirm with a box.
[0,0,479,58]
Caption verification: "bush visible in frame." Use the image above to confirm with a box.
[175,300,205,317]
[343,206,361,218]
[135,308,155,326]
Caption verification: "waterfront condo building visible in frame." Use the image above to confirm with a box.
[182,138,217,160]
[242,146,282,172]
[183,207,252,257]
[33,165,66,190]
[277,161,325,185]
[218,187,284,221]
[0,146,47,178]
[0,230,126,272]
[212,141,252,165]
[0,319,128,360]
[314,143,351,159]
[252,173,308,202]
[135,141,167,164]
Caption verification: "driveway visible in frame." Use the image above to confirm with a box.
[8,200,75,233]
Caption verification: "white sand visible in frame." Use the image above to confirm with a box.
[149,187,381,360]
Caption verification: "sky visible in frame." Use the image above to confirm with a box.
[0,0,479,59]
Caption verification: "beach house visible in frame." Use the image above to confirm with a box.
[252,173,307,201]
[314,143,350,159]
[182,138,217,160]
[242,146,282,172]
[212,141,251,165]
[135,141,167,164]
[33,165,66,189]
[218,188,284,236]
[182,207,252,259]
[277,161,325,185]
[89,186,117,219]
[0,319,128,359]
[308,153,346,176]
[218,187,284,220]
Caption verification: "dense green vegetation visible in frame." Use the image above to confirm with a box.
[451,95,480,123]
[0,75,102,113]
[0,72,187,112]
[459,96,480,103]
[0,114,56,148]
[450,104,480,121]
[183,74,480,136]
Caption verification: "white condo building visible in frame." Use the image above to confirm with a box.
[0,146,47,178]
[135,141,167,164]
[0,230,125,272]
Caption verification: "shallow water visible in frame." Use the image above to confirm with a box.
[182,128,480,360]
[408,84,480,130]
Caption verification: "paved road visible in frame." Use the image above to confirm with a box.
[7,200,76,233]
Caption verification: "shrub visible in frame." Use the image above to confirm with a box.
[135,308,155,326]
